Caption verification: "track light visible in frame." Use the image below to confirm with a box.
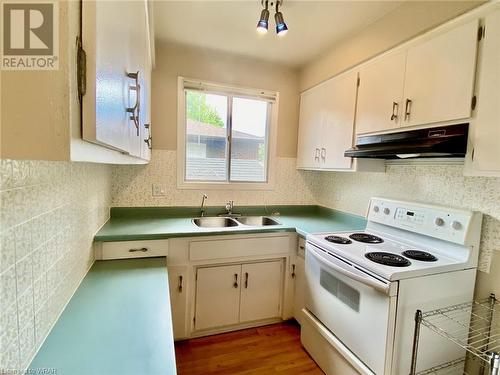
[274,8,288,36]
[256,0,288,36]
[256,1,270,34]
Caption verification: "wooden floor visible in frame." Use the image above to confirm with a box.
[175,321,324,375]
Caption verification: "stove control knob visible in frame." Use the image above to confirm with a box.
[373,205,380,213]
[383,208,390,215]
[435,217,445,227]
[451,221,462,230]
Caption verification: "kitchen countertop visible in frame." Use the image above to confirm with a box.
[28,258,176,375]
[94,205,367,242]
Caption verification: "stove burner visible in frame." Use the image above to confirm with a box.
[402,250,438,262]
[349,233,384,244]
[365,252,411,267]
[324,235,352,244]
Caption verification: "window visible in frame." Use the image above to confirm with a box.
[178,78,277,188]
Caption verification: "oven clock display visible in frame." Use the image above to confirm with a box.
[396,208,425,224]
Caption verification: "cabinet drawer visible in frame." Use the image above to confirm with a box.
[189,236,290,261]
[97,240,168,260]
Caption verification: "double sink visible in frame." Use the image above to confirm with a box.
[193,216,281,228]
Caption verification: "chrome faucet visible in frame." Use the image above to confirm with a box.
[225,200,234,215]
[200,194,208,217]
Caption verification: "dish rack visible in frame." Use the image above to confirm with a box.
[410,294,500,375]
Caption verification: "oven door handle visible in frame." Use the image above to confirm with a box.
[308,244,393,295]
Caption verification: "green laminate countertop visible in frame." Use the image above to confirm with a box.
[94,205,367,242]
[29,258,176,375]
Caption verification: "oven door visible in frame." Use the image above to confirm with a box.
[305,242,398,375]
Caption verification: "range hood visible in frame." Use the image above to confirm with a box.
[344,123,469,159]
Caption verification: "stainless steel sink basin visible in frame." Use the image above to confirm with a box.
[235,216,281,226]
[193,217,239,228]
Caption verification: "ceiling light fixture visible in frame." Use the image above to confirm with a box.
[256,0,270,34]
[274,0,288,36]
[256,0,288,36]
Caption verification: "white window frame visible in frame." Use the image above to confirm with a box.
[177,76,278,190]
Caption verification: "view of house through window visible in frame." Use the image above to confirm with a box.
[185,89,270,182]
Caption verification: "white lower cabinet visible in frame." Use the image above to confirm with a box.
[194,260,283,331]
[194,264,242,331]
[240,261,282,323]
[167,265,188,339]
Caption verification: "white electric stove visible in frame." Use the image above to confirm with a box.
[302,198,483,375]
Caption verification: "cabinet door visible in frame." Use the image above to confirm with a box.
[167,266,188,339]
[356,52,406,134]
[293,256,305,325]
[468,10,500,174]
[403,20,479,127]
[126,0,149,158]
[195,265,241,331]
[320,71,358,170]
[82,1,132,152]
[240,261,282,323]
[296,87,324,169]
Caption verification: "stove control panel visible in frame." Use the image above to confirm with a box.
[395,208,425,224]
[367,198,481,246]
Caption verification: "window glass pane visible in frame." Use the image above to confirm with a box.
[185,90,228,181]
[230,97,268,182]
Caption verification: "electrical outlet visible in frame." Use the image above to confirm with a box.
[152,184,166,197]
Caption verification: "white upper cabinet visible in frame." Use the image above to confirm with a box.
[297,86,324,169]
[321,72,358,170]
[82,0,152,161]
[465,9,500,176]
[356,52,407,134]
[402,20,479,127]
[297,71,379,171]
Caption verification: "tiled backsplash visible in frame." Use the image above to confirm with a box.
[0,160,111,371]
[111,150,317,207]
[310,164,500,273]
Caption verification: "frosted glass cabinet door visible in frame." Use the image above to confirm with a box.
[296,86,324,169]
[356,52,406,134]
[402,20,479,127]
[82,0,151,160]
[126,0,150,158]
[82,1,131,152]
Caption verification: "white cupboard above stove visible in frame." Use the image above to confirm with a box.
[356,20,478,134]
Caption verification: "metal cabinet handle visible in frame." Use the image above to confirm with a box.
[320,148,326,162]
[144,123,152,149]
[126,71,140,136]
[178,275,183,293]
[299,245,305,250]
[244,272,249,289]
[314,148,320,162]
[128,247,148,253]
[404,99,412,121]
[390,102,399,121]
[291,264,296,279]
[233,273,239,288]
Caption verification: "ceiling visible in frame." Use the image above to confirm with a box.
[153,1,404,67]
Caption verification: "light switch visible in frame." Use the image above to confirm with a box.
[152,184,166,197]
